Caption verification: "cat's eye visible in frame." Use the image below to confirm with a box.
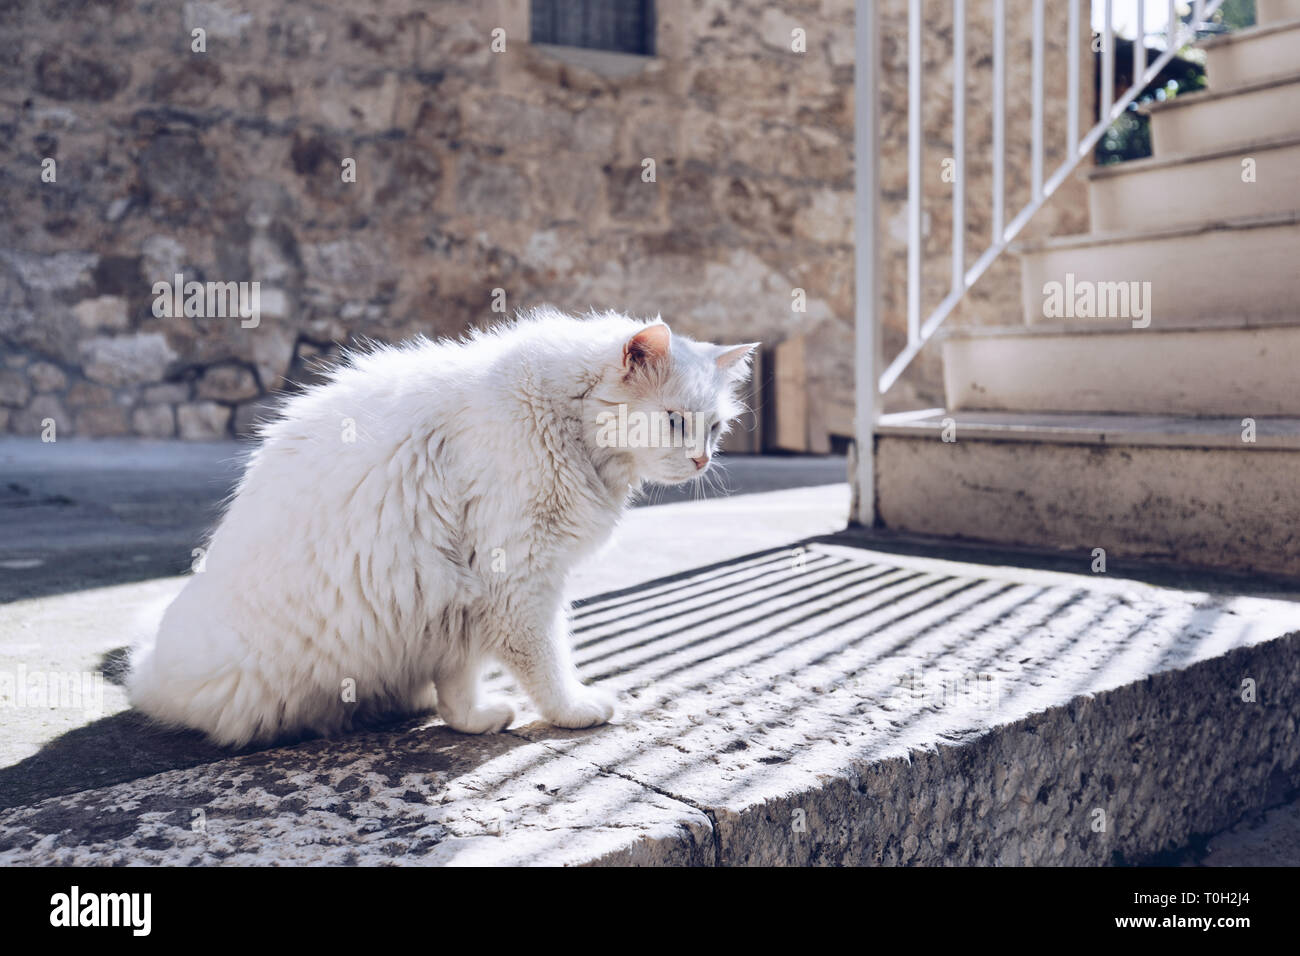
[667,411,685,432]
[710,421,720,435]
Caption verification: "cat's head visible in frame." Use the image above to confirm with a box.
[587,321,758,485]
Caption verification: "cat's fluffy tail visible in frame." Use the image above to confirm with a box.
[123,592,175,725]
[125,586,305,748]
[126,623,251,747]
[123,591,242,742]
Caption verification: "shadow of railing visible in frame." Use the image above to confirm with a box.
[3,533,1296,864]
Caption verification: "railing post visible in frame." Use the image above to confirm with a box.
[1068,0,1079,157]
[868,0,1237,413]
[1102,0,1115,121]
[1031,0,1044,200]
[952,0,966,294]
[992,0,1005,241]
[907,0,922,348]
[1135,0,1147,83]
[852,0,880,528]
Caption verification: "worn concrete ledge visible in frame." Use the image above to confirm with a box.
[2,519,1298,865]
[875,425,1300,579]
[940,326,1300,417]
[876,409,1300,451]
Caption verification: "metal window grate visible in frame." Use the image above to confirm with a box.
[530,0,654,56]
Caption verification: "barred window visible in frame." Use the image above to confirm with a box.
[530,0,655,56]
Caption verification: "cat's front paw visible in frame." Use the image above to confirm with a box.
[440,699,515,735]
[545,685,617,730]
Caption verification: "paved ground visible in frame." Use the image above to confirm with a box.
[0,438,846,602]
[2,438,1298,865]
[1181,800,1300,867]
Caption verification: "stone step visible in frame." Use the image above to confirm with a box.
[941,321,1300,416]
[874,410,1300,578]
[3,516,1299,865]
[1014,211,1299,327]
[1259,0,1300,25]
[1084,133,1300,233]
[1141,69,1300,156]
[1202,18,1300,88]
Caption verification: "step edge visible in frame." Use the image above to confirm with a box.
[1013,209,1300,254]
[940,315,1300,339]
[1199,16,1300,48]
[876,413,1300,450]
[823,525,1300,595]
[1082,131,1300,180]
[1139,67,1300,114]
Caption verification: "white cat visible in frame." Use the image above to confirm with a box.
[127,309,756,747]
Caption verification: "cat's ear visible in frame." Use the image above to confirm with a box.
[622,323,672,374]
[715,343,759,381]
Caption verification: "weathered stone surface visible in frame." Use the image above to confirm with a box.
[794,188,852,244]
[183,0,255,40]
[79,333,177,386]
[143,383,191,404]
[0,721,713,866]
[72,295,129,331]
[177,401,232,439]
[3,251,97,293]
[300,238,399,288]
[73,404,130,437]
[26,362,68,393]
[136,130,220,217]
[758,8,803,52]
[64,382,113,407]
[196,365,259,402]
[0,528,1295,866]
[1,0,1092,437]
[0,310,85,367]
[606,165,660,220]
[876,416,1300,578]
[8,395,68,436]
[513,543,1300,865]
[455,156,530,221]
[35,47,129,102]
[140,236,187,280]
[248,323,296,393]
[0,369,30,408]
[132,404,177,438]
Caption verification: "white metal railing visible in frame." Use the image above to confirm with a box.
[852,0,1227,526]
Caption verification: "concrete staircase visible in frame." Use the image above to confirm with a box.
[877,4,1300,580]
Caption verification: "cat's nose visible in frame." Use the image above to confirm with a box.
[692,455,709,470]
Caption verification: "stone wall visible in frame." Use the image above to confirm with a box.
[0,0,1093,439]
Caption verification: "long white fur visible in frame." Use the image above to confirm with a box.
[127,308,755,747]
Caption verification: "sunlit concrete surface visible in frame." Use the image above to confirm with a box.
[0,481,851,780]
